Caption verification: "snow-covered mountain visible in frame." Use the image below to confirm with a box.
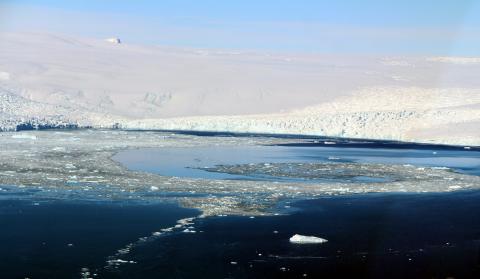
[1,32,479,145]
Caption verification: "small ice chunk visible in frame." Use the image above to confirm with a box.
[432,166,449,170]
[12,134,37,140]
[182,228,196,233]
[108,259,130,264]
[65,163,76,169]
[289,234,328,244]
[150,186,159,191]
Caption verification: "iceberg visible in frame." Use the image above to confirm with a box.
[289,234,328,244]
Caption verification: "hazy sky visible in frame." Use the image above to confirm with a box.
[1,0,479,55]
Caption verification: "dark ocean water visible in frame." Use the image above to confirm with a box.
[2,191,480,279]
[0,191,480,278]
[0,200,197,279]
[105,191,480,279]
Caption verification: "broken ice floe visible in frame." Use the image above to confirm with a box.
[105,215,200,270]
[1,130,479,217]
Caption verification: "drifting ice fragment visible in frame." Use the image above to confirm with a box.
[289,234,328,244]
[328,156,341,160]
[11,134,37,140]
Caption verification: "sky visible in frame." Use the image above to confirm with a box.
[1,0,479,55]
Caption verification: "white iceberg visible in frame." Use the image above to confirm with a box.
[289,234,328,244]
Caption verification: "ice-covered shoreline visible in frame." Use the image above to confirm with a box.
[1,87,479,147]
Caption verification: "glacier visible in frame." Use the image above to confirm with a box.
[0,32,479,145]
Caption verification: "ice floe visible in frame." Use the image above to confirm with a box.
[0,130,479,221]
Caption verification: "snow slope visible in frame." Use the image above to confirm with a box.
[1,32,479,145]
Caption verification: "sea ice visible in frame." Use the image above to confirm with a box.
[0,130,478,217]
